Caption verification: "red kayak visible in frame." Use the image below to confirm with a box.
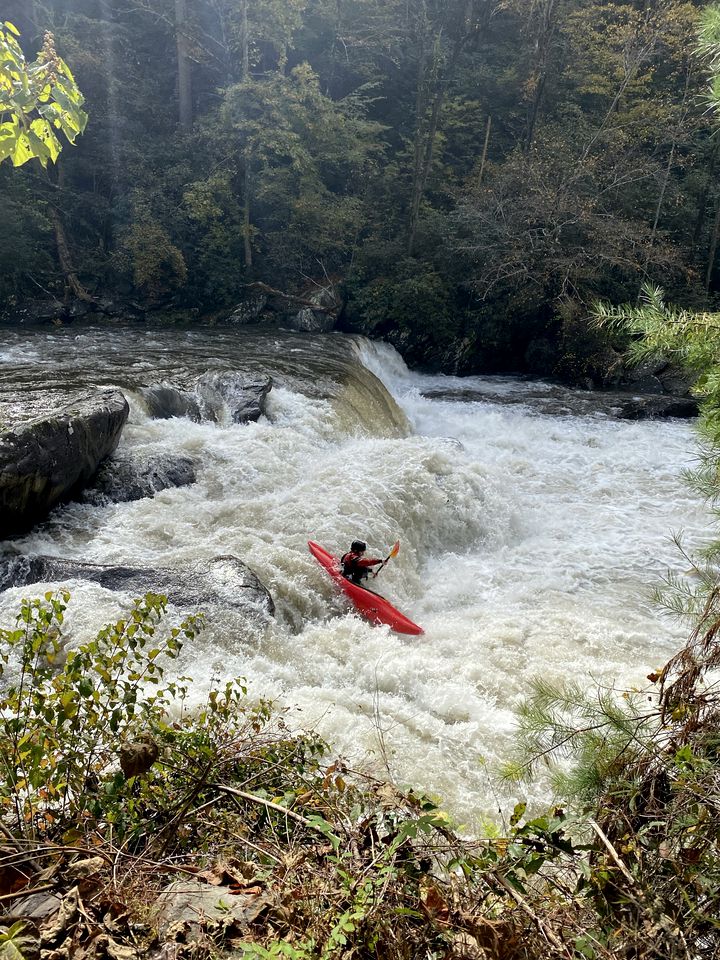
[308,541,423,636]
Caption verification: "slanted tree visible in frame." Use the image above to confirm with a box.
[174,0,193,130]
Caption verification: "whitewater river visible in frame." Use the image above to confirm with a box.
[0,326,708,829]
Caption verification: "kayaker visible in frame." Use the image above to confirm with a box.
[340,540,383,585]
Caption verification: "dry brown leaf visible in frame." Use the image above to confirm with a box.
[420,878,450,923]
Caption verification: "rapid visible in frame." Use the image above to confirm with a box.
[0,326,708,829]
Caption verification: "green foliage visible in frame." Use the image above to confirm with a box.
[120,213,188,302]
[504,677,653,801]
[0,590,199,838]
[349,259,451,334]
[0,22,86,167]
[345,251,463,365]
[220,61,385,273]
[593,283,720,619]
[0,0,713,375]
[0,922,35,960]
[240,943,315,960]
[2,586,718,958]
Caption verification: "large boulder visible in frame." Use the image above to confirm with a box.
[80,453,196,505]
[139,385,202,422]
[614,395,699,420]
[0,554,275,621]
[196,372,273,423]
[222,292,269,325]
[140,373,273,424]
[0,390,129,539]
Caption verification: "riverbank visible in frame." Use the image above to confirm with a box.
[1,586,717,960]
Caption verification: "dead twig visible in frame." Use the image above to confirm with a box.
[493,873,573,958]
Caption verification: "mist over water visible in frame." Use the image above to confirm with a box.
[0,327,707,828]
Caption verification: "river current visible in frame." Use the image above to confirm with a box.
[0,326,707,829]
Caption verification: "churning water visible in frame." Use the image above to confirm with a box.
[0,327,707,829]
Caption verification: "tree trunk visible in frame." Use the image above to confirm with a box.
[706,201,720,291]
[243,158,253,269]
[651,67,691,246]
[239,0,252,268]
[693,140,720,252]
[49,163,92,303]
[175,0,192,130]
[240,0,249,79]
[408,27,466,256]
[524,0,556,154]
[408,83,444,256]
[477,115,491,185]
[650,143,675,246]
[407,26,430,257]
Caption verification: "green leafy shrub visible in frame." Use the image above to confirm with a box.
[0,590,198,839]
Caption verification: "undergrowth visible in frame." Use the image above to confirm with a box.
[0,590,718,960]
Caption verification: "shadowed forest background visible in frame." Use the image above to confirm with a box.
[2,0,719,376]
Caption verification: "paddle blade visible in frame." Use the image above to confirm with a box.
[373,540,401,578]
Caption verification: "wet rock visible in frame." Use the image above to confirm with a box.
[140,373,273,424]
[139,385,202,422]
[196,372,272,423]
[0,390,129,540]
[154,879,269,938]
[80,453,196,505]
[0,297,65,325]
[287,282,340,333]
[223,293,268,325]
[419,383,698,420]
[616,395,699,420]
[606,357,696,398]
[0,554,275,621]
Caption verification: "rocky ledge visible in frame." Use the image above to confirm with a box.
[0,554,275,621]
[0,390,129,539]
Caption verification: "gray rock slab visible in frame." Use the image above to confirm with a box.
[0,389,129,539]
[154,879,268,936]
[0,554,275,620]
[80,453,196,505]
[139,385,202,422]
[0,890,62,921]
[196,372,272,423]
[140,373,272,424]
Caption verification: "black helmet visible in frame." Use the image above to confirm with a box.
[351,540,367,552]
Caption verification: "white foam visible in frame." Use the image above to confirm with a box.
[0,330,707,828]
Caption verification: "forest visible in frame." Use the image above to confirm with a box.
[3,0,720,376]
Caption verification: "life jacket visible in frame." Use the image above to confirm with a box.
[341,550,367,582]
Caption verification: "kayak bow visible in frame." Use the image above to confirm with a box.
[308,541,424,636]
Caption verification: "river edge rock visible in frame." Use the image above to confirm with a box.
[420,383,699,420]
[0,390,129,539]
[140,372,273,424]
[0,554,275,621]
[80,452,197,505]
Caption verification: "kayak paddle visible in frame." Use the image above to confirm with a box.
[373,540,400,577]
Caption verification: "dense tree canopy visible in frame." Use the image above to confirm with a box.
[1,0,718,375]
